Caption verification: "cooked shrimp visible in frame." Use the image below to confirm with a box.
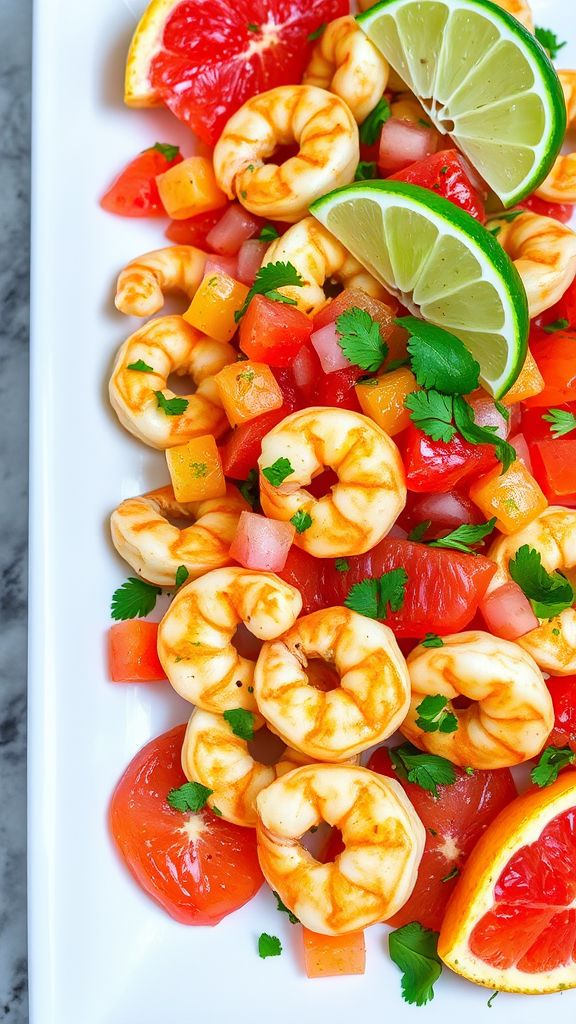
[256,764,425,934]
[110,484,249,587]
[302,17,389,124]
[258,407,406,557]
[261,216,391,315]
[402,631,553,769]
[213,85,358,223]
[115,245,207,317]
[488,210,576,316]
[536,72,576,204]
[493,0,534,30]
[254,607,411,761]
[108,315,233,449]
[489,506,576,675]
[157,567,302,713]
[181,709,315,828]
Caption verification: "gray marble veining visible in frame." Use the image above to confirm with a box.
[0,0,32,1020]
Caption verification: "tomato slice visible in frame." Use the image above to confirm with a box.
[401,426,498,493]
[314,365,364,412]
[100,144,182,217]
[524,331,576,408]
[519,194,575,224]
[529,439,576,506]
[108,621,166,682]
[219,405,291,478]
[239,294,313,366]
[109,724,264,925]
[390,150,486,222]
[547,676,576,752]
[149,0,348,146]
[367,745,517,930]
[165,209,228,246]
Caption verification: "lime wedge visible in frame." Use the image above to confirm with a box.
[357,0,566,207]
[310,180,528,398]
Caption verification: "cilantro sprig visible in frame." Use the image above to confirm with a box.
[453,395,516,472]
[428,518,496,554]
[273,891,299,924]
[422,633,444,648]
[258,933,282,958]
[407,521,431,543]
[223,708,255,741]
[152,142,180,161]
[415,695,458,734]
[389,743,457,798]
[354,160,378,181]
[167,781,213,812]
[388,922,442,1006]
[154,391,189,416]
[239,468,259,508]
[543,317,569,334]
[261,457,294,487]
[234,261,303,321]
[359,97,391,146]
[509,544,575,619]
[405,390,455,442]
[111,577,161,621]
[531,745,576,787]
[542,408,576,438]
[535,25,566,59]
[344,569,407,620]
[291,510,312,533]
[258,224,279,242]
[127,359,155,373]
[175,565,189,588]
[335,307,388,372]
[397,316,480,396]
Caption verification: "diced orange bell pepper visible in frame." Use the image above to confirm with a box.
[166,434,226,502]
[214,361,283,427]
[156,156,227,219]
[108,621,166,682]
[502,348,544,406]
[469,458,548,535]
[302,927,366,978]
[355,367,418,436]
[183,272,249,343]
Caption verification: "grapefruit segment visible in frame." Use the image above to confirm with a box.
[438,772,576,993]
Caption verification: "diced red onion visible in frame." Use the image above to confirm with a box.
[467,389,510,439]
[236,240,268,285]
[203,255,238,279]
[509,432,533,473]
[229,512,296,572]
[310,322,351,374]
[379,118,438,175]
[480,581,539,640]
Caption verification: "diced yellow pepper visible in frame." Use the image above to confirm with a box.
[355,368,418,436]
[183,273,249,343]
[214,361,283,427]
[502,348,544,406]
[165,435,226,502]
[469,459,548,535]
[156,157,227,219]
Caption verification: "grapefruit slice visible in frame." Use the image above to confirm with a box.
[438,771,576,993]
[125,0,348,145]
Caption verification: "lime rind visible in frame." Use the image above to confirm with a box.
[356,0,566,206]
[310,180,529,398]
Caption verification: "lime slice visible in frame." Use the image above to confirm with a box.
[357,0,566,206]
[310,180,528,398]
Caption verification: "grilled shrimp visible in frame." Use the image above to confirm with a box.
[258,407,406,557]
[108,315,233,449]
[256,764,425,934]
[402,631,553,769]
[115,246,208,317]
[536,71,576,204]
[110,484,249,587]
[261,216,391,314]
[213,85,359,223]
[254,607,411,761]
[303,16,389,123]
[157,567,302,712]
[488,210,576,317]
[489,507,576,675]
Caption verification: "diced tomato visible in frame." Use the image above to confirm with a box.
[401,426,498,493]
[239,294,312,366]
[100,144,183,217]
[399,487,483,540]
[519,194,574,224]
[205,203,261,255]
[314,365,363,412]
[219,406,290,478]
[165,209,228,246]
[391,149,486,222]
[367,745,517,930]
[276,546,324,615]
[546,677,576,752]
[302,928,366,978]
[108,621,166,682]
[532,277,576,337]
[291,343,322,404]
[312,288,405,360]
[523,331,576,408]
[530,439,576,506]
[109,724,264,925]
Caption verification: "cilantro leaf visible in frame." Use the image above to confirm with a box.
[428,518,496,554]
[542,408,576,438]
[239,468,259,508]
[290,510,313,533]
[234,261,303,321]
[531,745,576,787]
[535,25,566,59]
[258,224,280,242]
[422,633,444,648]
[307,21,325,40]
[407,521,431,543]
[415,694,458,734]
[261,457,294,487]
[152,142,180,161]
[388,922,442,1006]
[453,395,516,473]
[496,209,526,223]
[175,565,189,588]
[344,569,407,620]
[405,390,456,442]
[223,708,255,741]
[111,577,161,621]
[359,97,391,146]
[154,391,189,416]
[487,991,499,1009]
[397,316,480,395]
[334,558,349,573]
[441,866,459,883]
[273,891,299,924]
[354,160,378,181]
[509,544,575,619]
[258,933,282,958]
[543,318,569,334]
[127,359,155,372]
[389,743,457,798]
[335,307,388,372]
[167,781,213,812]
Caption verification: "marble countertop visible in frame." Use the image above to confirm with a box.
[0,0,31,1019]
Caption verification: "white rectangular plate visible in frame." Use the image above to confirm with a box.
[28,0,576,1020]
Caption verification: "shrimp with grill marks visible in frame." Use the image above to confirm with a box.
[487,210,576,317]
[536,71,576,204]
[303,16,389,123]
